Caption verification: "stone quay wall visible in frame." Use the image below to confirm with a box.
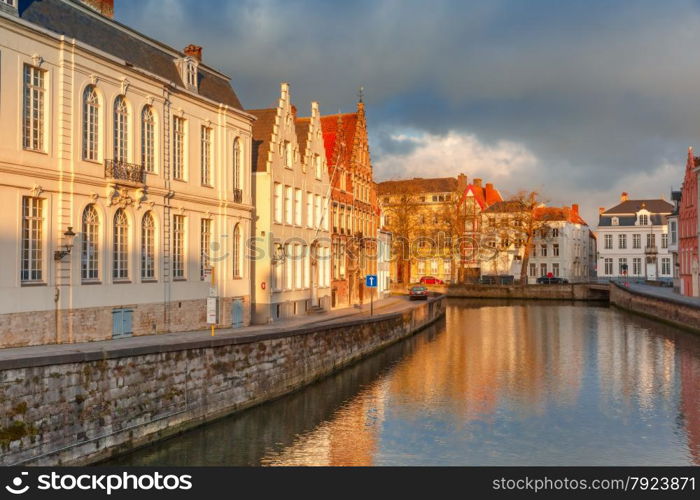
[434,283,609,301]
[0,295,445,466]
[609,283,700,333]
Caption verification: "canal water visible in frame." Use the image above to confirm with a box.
[104,300,700,466]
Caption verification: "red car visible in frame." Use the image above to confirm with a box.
[419,276,444,285]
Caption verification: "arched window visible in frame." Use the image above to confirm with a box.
[81,205,99,281]
[113,96,128,162]
[113,209,129,279]
[141,212,155,280]
[141,106,155,172]
[82,86,99,161]
[233,137,241,192]
[232,223,241,278]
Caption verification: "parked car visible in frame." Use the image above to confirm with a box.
[536,276,569,284]
[479,275,515,285]
[419,276,444,285]
[409,285,429,300]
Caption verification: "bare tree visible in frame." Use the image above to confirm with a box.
[384,194,418,283]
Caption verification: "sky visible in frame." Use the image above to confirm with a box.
[116,0,700,226]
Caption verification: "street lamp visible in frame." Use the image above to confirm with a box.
[54,227,76,261]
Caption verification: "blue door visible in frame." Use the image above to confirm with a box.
[112,308,133,338]
[231,299,243,328]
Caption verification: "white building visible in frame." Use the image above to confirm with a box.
[526,205,593,283]
[377,225,392,298]
[0,0,254,347]
[596,193,674,282]
[667,190,681,292]
[249,84,332,324]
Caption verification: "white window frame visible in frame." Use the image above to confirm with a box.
[141,106,155,172]
[113,96,129,162]
[141,212,156,280]
[82,86,99,161]
[113,209,129,280]
[81,205,100,281]
[200,125,212,186]
[23,65,45,152]
[173,116,186,180]
[173,215,186,279]
[21,196,44,282]
[273,183,283,223]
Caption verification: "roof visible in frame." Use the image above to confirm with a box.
[295,117,311,160]
[462,183,503,208]
[249,108,277,173]
[534,206,588,226]
[378,177,459,196]
[482,200,526,213]
[320,112,357,167]
[17,0,242,108]
[602,199,674,215]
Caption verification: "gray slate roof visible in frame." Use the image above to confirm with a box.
[16,0,242,109]
[602,199,674,215]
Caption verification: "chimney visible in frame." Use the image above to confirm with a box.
[473,178,483,188]
[291,105,298,119]
[184,44,203,62]
[80,0,114,17]
[620,192,628,202]
[457,173,468,192]
[485,182,494,191]
[572,203,579,214]
[599,207,606,214]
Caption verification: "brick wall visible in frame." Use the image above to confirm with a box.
[610,284,700,333]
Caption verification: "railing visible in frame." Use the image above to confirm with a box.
[105,159,145,184]
[233,188,243,203]
[644,245,658,254]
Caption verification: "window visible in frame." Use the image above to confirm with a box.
[23,65,45,151]
[604,234,613,249]
[141,212,155,280]
[274,183,282,223]
[273,255,283,291]
[618,258,627,275]
[604,258,613,275]
[186,59,197,90]
[661,233,668,249]
[633,257,642,276]
[540,263,547,276]
[552,228,559,237]
[21,197,43,282]
[82,86,99,161]
[553,244,559,256]
[322,197,329,230]
[173,116,185,180]
[295,189,302,225]
[314,154,322,179]
[431,259,438,274]
[540,244,547,257]
[314,194,321,229]
[284,186,293,225]
[612,217,619,226]
[303,244,310,288]
[639,214,649,225]
[661,257,671,275]
[618,234,626,249]
[141,106,155,172]
[200,126,212,186]
[1,0,17,7]
[295,244,302,289]
[529,263,536,277]
[307,192,313,228]
[173,215,185,279]
[113,96,128,162]
[646,233,655,249]
[417,260,425,274]
[113,209,129,280]
[81,205,99,281]
[284,141,292,168]
[633,234,641,249]
[552,263,560,277]
[200,218,211,280]
[284,244,292,290]
[233,138,241,192]
[670,221,677,245]
[444,259,451,276]
[232,224,241,278]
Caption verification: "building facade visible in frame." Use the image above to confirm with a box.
[321,101,378,308]
[679,149,699,296]
[0,0,255,348]
[249,83,331,323]
[596,194,674,282]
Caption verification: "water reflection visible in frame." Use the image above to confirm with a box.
[104,300,700,466]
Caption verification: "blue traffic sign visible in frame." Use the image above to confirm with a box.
[365,275,378,288]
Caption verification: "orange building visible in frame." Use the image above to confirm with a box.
[321,99,379,308]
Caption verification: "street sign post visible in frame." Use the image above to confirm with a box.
[366,275,377,316]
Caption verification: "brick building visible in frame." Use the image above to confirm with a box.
[679,148,699,296]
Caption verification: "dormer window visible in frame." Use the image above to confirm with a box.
[0,0,17,12]
[639,214,649,225]
[611,217,619,226]
[177,56,199,92]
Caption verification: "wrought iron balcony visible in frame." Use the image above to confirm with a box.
[233,188,243,203]
[105,159,145,184]
[644,245,658,254]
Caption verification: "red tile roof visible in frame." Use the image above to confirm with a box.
[534,206,588,225]
[320,112,357,168]
[461,183,503,208]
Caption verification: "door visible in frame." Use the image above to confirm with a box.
[112,308,133,339]
[231,298,244,328]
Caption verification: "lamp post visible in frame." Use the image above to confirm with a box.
[53,227,76,261]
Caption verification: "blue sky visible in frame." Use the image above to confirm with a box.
[116,0,700,224]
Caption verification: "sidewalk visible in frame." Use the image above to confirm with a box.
[0,295,418,367]
[621,282,700,308]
